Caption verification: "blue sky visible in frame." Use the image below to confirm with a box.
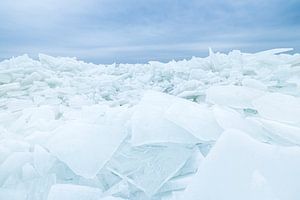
[0,0,299,63]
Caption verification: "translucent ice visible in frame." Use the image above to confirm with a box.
[47,184,102,200]
[33,145,56,176]
[0,73,12,84]
[180,129,300,200]
[0,49,300,198]
[107,143,195,197]
[206,85,265,109]
[212,105,270,142]
[242,78,267,91]
[0,188,27,200]
[258,118,300,145]
[253,92,300,124]
[165,100,222,141]
[0,152,32,185]
[130,91,200,145]
[46,122,127,178]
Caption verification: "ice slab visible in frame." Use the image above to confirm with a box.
[11,105,58,134]
[253,92,300,124]
[1,49,300,198]
[47,184,102,200]
[212,105,270,142]
[165,100,222,141]
[24,174,56,200]
[255,48,293,55]
[206,85,264,109]
[33,145,56,176]
[179,129,300,200]
[0,82,20,95]
[6,98,34,112]
[0,73,12,84]
[0,152,32,186]
[100,197,123,200]
[130,91,200,145]
[0,188,27,200]
[46,122,127,178]
[107,143,195,197]
[242,78,267,91]
[259,118,300,146]
[131,91,222,145]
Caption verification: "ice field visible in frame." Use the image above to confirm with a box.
[0,48,300,200]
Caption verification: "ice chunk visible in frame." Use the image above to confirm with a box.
[26,174,56,200]
[0,188,27,200]
[253,92,300,124]
[33,145,56,176]
[96,167,123,192]
[6,99,34,112]
[131,105,197,145]
[68,95,93,108]
[22,72,43,84]
[0,139,30,152]
[1,49,300,198]
[108,143,195,196]
[11,105,57,134]
[46,122,127,178]
[22,163,38,180]
[165,100,222,141]
[179,129,300,200]
[47,184,102,200]
[0,152,32,185]
[206,85,264,109]
[212,105,270,142]
[255,48,293,55]
[259,118,300,145]
[242,78,267,91]
[0,73,12,84]
[131,91,200,145]
[0,82,20,95]
[24,130,54,146]
[100,196,123,200]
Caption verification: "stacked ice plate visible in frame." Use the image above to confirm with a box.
[0,48,300,200]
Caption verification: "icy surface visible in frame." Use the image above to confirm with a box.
[206,85,265,109]
[47,184,102,200]
[46,122,127,178]
[253,93,300,124]
[0,48,300,199]
[178,129,300,200]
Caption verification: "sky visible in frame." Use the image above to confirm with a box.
[0,0,300,63]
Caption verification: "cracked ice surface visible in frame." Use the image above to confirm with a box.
[0,48,300,199]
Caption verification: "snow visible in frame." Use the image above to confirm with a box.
[0,48,300,199]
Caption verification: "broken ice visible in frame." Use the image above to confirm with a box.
[0,49,300,199]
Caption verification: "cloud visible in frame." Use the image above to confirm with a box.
[0,0,299,63]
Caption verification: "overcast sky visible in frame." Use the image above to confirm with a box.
[0,0,299,63]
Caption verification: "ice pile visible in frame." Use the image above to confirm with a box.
[0,48,300,200]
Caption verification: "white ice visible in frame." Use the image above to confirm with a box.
[47,184,102,200]
[253,92,300,124]
[0,49,299,199]
[179,129,300,200]
[46,122,127,178]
